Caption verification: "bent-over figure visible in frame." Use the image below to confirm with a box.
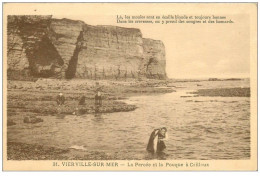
[147,127,168,153]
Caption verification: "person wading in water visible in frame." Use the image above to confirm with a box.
[56,92,65,114]
[78,95,86,105]
[94,82,102,113]
[56,92,65,106]
[147,127,168,154]
[72,95,86,116]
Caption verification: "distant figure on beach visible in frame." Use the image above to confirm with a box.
[94,82,103,113]
[56,92,65,106]
[95,82,102,107]
[147,127,168,153]
[78,95,86,105]
[95,89,102,107]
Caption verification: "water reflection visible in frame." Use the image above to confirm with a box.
[92,113,104,123]
[56,114,65,119]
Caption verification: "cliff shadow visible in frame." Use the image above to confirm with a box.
[7,16,64,79]
[65,31,84,79]
[29,35,64,78]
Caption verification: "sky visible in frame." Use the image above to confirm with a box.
[11,3,251,79]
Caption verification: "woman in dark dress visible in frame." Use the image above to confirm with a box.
[78,95,86,105]
[147,127,168,153]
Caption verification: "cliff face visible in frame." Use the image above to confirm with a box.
[76,25,144,79]
[7,15,167,80]
[7,15,59,79]
[48,18,85,78]
[142,38,166,79]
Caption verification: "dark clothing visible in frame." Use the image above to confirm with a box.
[95,94,102,106]
[157,132,166,152]
[147,129,166,153]
[147,129,158,153]
[78,96,86,105]
[95,85,102,108]
[56,95,65,105]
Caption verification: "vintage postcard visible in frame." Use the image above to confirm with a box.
[2,2,257,171]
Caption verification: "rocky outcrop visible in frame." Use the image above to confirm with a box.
[7,119,16,126]
[141,38,167,79]
[7,15,63,79]
[48,18,84,78]
[23,116,43,124]
[7,15,167,80]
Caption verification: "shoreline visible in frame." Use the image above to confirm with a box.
[7,142,118,160]
[7,79,250,160]
[7,79,175,117]
[7,142,154,160]
[7,79,175,160]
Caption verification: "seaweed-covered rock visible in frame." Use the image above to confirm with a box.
[24,116,43,124]
[7,119,16,126]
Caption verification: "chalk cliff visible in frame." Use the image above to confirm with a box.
[7,15,167,80]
